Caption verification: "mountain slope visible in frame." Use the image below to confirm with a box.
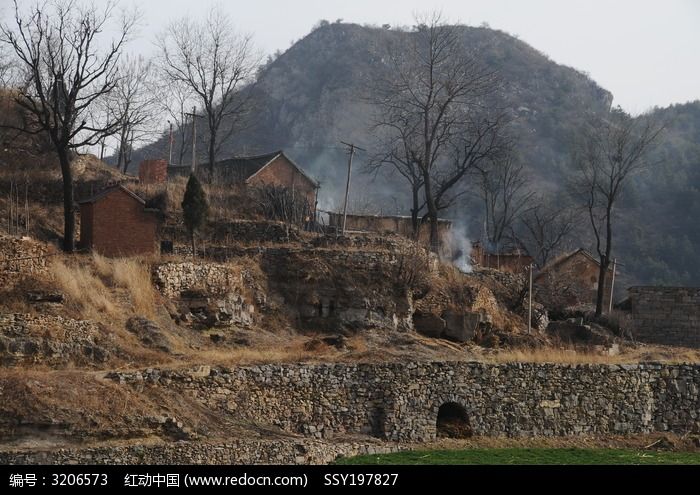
[134,23,612,195]
[131,23,700,287]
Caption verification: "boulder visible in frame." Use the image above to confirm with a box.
[413,312,446,338]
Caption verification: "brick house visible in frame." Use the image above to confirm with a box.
[138,159,168,185]
[78,185,160,257]
[168,150,319,206]
[534,249,615,307]
[470,241,534,274]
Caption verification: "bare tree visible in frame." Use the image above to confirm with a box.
[107,55,158,173]
[157,80,196,166]
[572,107,664,316]
[157,5,259,181]
[519,197,578,268]
[366,119,424,234]
[478,152,535,253]
[0,0,136,251]
[370,13,508,254]
[0,43,14,87]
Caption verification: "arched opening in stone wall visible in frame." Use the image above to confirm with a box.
[368,406,385,439]
[436,402,472,438]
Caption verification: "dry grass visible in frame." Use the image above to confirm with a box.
[52,259,117,319]
[51,254,158,320]
[487,347,630,364]
[188,335,362,366]
[486,344,700,364]
[110,258,157,317]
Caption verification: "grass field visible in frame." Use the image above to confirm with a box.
[336,448,700,465]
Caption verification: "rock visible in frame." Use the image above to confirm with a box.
[26,291,64,303]
[321,335,347,350]
[546,320,612,345]
[413,312,445,338]
[125,317,172,353]
[442,310,481,342]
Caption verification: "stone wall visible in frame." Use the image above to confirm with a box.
[1,361,698,464]
[153,262,257,328]
[106,361,700,444]
[628,286,700,348]
[0,438,400,465]
[209,220,299,244]
[0,314,109,366]
[0,235,52,286]
[153,262,246,298]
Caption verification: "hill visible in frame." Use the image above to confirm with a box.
[126,23,699,287]
[132,22,612,198]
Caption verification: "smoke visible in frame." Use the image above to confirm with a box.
[449,223,472,273]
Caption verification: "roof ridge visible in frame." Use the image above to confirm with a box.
[78,184,146,205]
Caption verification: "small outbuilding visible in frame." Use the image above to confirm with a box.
[78,185,160,258]
[138,159,168,185]
[470,241,533,274]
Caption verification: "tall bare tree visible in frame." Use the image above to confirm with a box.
[157,5,259,181]
[157,79,196,166]
[107,55,158,173]
[519,197,578,268]
[0,0,136,251]
[478,152,535,253]
[371,13,508,254]
[367,116,424,235]
[572,107,664,316]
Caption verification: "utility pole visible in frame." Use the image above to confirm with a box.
[608,258,617,314]
[185,107,203,173]
[167,120,173,166]
[339,141,366,235]
[528,263,533,335]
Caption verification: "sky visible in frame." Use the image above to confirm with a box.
[119,0,700,114]
[2,0,699,113]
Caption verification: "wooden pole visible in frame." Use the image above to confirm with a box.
[168,120,173,166]
[338,141,366,236]
[528,263,533,335]
[25,181,29,236]
[10,180,15,236]
[608,258,617,314]
[191,107,197,173]
[341,144,354,236]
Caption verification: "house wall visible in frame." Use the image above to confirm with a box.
[79,203,94,250]
[138,160,168,185]
[247,156,317,206]
[627,287,700,348]
[82,189,158,258]
[471,244,533,273]
[536,252,613,306]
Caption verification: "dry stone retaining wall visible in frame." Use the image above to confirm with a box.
[2,361,699,464]
[0,235,52,286]
[628,286,700,348]
[0,438,399,465]
[153,262,245,298]
[108,361,700,443]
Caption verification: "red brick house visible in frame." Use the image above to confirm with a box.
[168,150,319,205]
[471,241,534,274]
[138,159,168,185]
[79,185,160,257]
[534,249,615,306]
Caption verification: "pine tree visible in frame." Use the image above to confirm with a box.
[181,174,209,256]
